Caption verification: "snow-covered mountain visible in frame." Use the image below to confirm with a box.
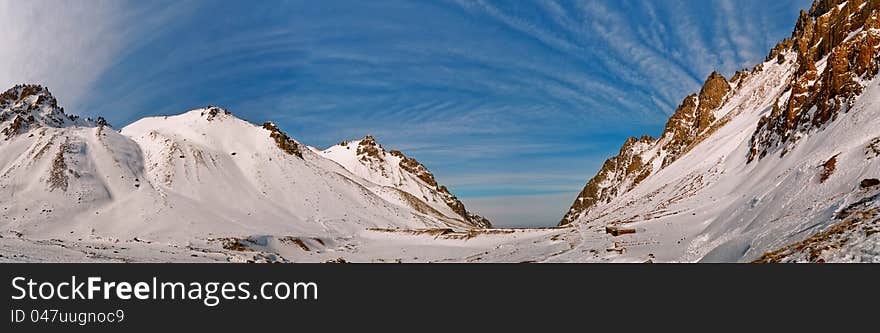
[559,70,737,226]
[558,0,880,263]
[0,84,154,238]
[0,88,492,251]
[317,136,491,229]
[3,0,878,263]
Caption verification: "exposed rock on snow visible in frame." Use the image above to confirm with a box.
[558,0,880,263]
[262,121,303,158]
[0,85,95,139]
[749,0,880,161]
[560,70,734,226]
[320,135,491,228]
[1,95,492,261]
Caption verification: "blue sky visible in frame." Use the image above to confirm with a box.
[2,0,810,227]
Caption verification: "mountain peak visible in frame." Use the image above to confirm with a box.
[196,105,233,121]
[562,0,880,228]
[748,0,880,161]
[0,84,60,118]
[321,135,491,228]
[0,84,95,139]
[356,134,385,160]
[0,84,54,105]
[706,71,725,81]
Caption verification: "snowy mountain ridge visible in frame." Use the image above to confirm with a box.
[0,93,491,250]
[0,91,558,263]
[318,136,491,228]
[559,70,737,226]
[0,85,102,138]
[556,0,880,262]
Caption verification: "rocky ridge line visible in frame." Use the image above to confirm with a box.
[560,0,880,226]
[356,136,491,228]
[559,71,734,225]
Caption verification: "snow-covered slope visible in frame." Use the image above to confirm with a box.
[1,88,490,250]
[0,85,166,239]
[559,70,741,226]
[318,136,491,229]
[121,106,466,238]
[0,86,509,262]
[0,92,538,262]
[558,0,880,263]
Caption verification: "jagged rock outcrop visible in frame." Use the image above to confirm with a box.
[368,136,491,228]
[562,0,880,227]
[749,0,880,161]
[357,135,383,160]
[561,136,655,226]
[262,121,303,158]
[661,72,732,167]
[323,135,491,228]
[560,72,733,225]
[201,105,232,121]
[0,84,93,139]
[391,149,438,187]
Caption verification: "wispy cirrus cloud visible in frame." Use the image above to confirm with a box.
[0,1,192,113]
[0,1,127,109]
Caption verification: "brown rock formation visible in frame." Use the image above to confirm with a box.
[48,138,71,192]
[562,0,880,226]
[357,135,384,162]
[561,72,732,225]
[262,122,303,158]
[355,135,491,228]
[749,0,880,161]
[660,72,732,167]
[560,135,656,225]
[0,84,90,139]
[391,150,438,187]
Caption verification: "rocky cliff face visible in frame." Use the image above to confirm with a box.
[561,0,880,227]
[322,135,491,228]
[560,135,655,226]
[661,72,732,167]
[360,136,493,228]
[0,85,97,138]
[749,0,880,161]
[560,72,733,225]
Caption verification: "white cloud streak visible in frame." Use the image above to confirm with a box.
[0,1,191,114]
[0,1,129,111]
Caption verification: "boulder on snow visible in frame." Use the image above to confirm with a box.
[860,178,880,188]
[605,226,636,236]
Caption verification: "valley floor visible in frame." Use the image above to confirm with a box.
[3,216,877,263]
[0,227,579,263]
